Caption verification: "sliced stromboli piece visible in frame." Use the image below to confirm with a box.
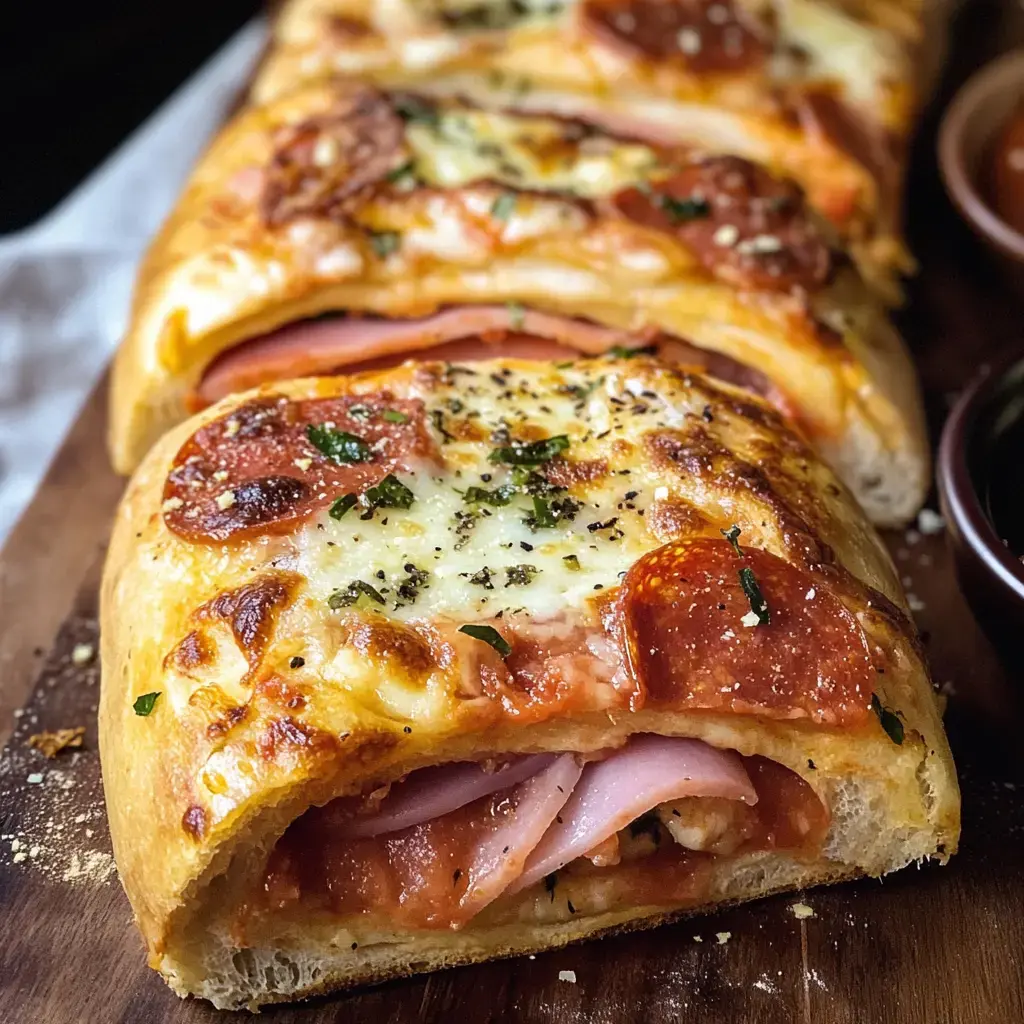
[110,83,927,526]
[100,357,959,1010]
[252,0,934,295]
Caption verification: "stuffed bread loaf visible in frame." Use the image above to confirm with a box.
[99,357,958,1010]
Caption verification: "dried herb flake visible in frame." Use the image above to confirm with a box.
[871,694,905,745]
[307,424,373,464]
[328,580,386,610]
[458,623,512,658]
[489,435,570,466]
[133,692,161,717]
[722,524,743,557]
[738,566,770,625]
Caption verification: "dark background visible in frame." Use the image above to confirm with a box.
[0,1,259,236]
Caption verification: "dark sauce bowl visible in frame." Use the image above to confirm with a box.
[938,354,1024,661]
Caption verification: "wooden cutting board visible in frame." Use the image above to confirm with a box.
[3,8,1024,1023]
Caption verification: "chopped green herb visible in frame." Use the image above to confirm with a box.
[490,192,517,220]
[506,301,526,331]
[657,194,711,223]
[307,424,373,464]
[510,466,564,496]
[722,525,743,556]
[432,408,455,443]
[505,564,539,587]
[133,691,160,717]
[526,496,557,530]
[462,484,516,506]
[871,694,905,745]
[489,434,570,466]
[328,580,386,610]
[385,160,418,186]
[458,623,512,657]
[381,409,409,424]
[562,554,581,571]
[609,344,657,359]
[368,230,401,259]
[440,0,564,30]
[559,379,600,401]
[329,493,358,520]
[738,567,771,626]
[363,473,415,510]
[393,95,439,126]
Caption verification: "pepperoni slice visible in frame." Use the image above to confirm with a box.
[260,86,408,226]
[581,0,772,75]
[619,537,875,724]
[162,394,434,543]
[792,90,899,197]
[609,156,833,293]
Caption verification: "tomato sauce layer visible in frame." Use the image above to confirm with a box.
[257,753,827,931]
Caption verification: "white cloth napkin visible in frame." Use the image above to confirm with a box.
[0,18,266,545]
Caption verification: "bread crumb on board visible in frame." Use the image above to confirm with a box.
[71,643,95,667]
[715,931,732,944]
[791,902,815,920]
[29,726,85,758]
[917,509,945,535]
[1,618,114,890]
[558,970,577,983]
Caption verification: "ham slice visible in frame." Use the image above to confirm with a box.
[508,735,758,895]
[457,753,583,920]
[196,304,782,410]
[324,754,557,838]
[196,306,633,403]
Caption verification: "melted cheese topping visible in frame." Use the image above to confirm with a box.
[295,361,696,625]
[402,0,567,32]
[406,108,664,196]
[775,0,904,108]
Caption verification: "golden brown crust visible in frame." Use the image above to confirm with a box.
[109,81,927,524]
[99,359,957,1004]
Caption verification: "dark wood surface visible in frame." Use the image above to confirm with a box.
[3,3,1024,1021]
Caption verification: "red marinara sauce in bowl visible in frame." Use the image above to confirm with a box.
[939,50,1024,289]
